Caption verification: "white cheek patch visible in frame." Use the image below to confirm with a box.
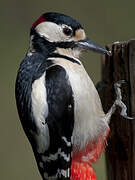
[35,22,70,42]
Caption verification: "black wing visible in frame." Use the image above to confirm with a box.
[15,53,74,179]
[15,53,46,135]
[34,64,74,180]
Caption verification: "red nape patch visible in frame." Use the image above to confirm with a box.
[31,16,47,29]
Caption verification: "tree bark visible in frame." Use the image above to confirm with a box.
[98,40,135,180]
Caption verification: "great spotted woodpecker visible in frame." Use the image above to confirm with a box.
[15,12,131,180]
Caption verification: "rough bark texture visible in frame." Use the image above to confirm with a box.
[98,40,135,180]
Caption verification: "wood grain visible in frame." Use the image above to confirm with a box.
[98,40,135,180]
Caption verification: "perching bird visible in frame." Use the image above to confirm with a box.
[15,12,130,180]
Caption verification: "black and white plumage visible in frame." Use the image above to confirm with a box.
[15,12,111,180]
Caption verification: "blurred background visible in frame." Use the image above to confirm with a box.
[0,0,135,179]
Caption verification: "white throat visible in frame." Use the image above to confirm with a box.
[55,47,82,59]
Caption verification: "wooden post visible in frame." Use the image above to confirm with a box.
[98,40,135,180]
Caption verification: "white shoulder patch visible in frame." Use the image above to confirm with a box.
[31,72,50,153]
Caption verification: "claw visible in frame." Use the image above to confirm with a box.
[114,80,126,87]
[114,80,134,120]
[105,80,134,123]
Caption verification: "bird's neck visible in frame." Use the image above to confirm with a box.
[28,35,56,57]
[55,47,81,59]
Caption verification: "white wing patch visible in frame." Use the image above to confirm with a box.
[31,72,50,153]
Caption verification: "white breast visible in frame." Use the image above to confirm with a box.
[53,58,109,151]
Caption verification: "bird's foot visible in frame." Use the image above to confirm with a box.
[105,80,133,123]
[114,80,133,120]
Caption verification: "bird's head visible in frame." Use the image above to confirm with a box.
[30,12,110,58]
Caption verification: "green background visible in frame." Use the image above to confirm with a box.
[0,0,134,179]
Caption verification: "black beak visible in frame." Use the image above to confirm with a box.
[76,39,111,56]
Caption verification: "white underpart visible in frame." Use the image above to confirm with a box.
[31,72,50,153]
[50,55,109,151]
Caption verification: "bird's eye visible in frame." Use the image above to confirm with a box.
[63,27,73,36]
